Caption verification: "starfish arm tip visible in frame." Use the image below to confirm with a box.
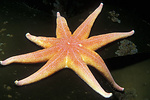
[26,33,31,37]
[103,93,113,98]
[130,30,135,36]
[0,60,7,65]
[132,30,135,33]
[118,86,124,91]
[0,61,3,65]
[122,87,125,91]
[14,80,19,85]
[57,12,60,17]
[100,2,104,6]
[14,80,22,86]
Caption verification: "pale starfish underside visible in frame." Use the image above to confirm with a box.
[0,3,134,98]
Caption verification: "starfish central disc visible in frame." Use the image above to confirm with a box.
[57,36,81,49]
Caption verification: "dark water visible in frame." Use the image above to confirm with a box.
[112,58,150,100]
[0,1,150,100]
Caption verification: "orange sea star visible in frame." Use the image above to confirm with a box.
[0,3,134,98]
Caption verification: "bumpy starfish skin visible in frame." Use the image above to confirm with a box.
[0,3,134,98]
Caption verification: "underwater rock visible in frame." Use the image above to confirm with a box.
[108,10,121,23]
[6,34,13,37]
[0,43,5,46]
[3,84,12,91]
[0,28,6,33]
[0,43,5,55]
[7,94,12,98]
[3,21,8,25]
[115,39,138,56]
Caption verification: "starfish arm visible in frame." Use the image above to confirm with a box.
[67,49,112,98]
[81,30,134,50]
[0,46,60,65]
[72,3,103,40]
[26,33,58,48]
[15,49,67,86]
[76,46,124,91]
[56,12,72,38]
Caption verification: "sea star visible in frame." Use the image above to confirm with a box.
[0,3,134,98]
